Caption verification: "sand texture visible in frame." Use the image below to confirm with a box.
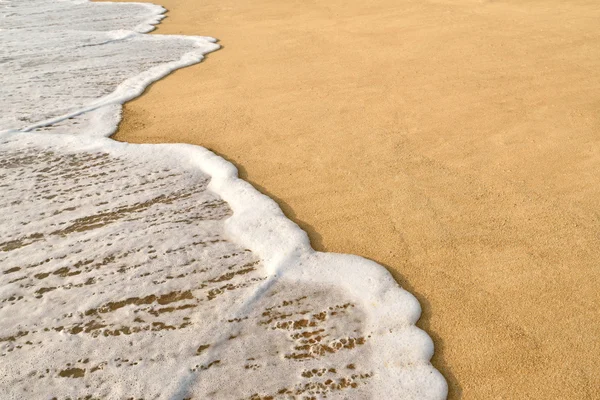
[107,0,600,397]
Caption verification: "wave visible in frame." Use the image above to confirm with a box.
[0,0,447,398]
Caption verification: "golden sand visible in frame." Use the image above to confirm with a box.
[106,0,600,397]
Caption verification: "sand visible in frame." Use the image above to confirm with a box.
[104,0,600,397]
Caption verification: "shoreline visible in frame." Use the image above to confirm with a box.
[104,0,600,398]
[2,0,445,396]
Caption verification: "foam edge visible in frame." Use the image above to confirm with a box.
[171,142,449,399]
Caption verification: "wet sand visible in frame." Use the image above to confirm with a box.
[106,0,600,397]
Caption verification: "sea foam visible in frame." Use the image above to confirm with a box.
[0,1,447,398]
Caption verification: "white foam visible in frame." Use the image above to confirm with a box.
[0,0,447,398]
[0,0,218,136]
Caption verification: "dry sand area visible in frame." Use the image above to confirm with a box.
[107,0,600,397]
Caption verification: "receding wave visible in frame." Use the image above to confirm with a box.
[0,0,447,398]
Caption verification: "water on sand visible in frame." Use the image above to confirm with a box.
[0,0,446,398]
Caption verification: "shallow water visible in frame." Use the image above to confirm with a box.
[0,0,446,398]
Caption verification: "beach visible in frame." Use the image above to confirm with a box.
[2,1,448,397]
[106,0,600,398]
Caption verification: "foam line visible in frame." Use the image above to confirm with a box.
[0,0,448,398]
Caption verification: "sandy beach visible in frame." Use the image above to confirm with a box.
[106,0,600,397]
